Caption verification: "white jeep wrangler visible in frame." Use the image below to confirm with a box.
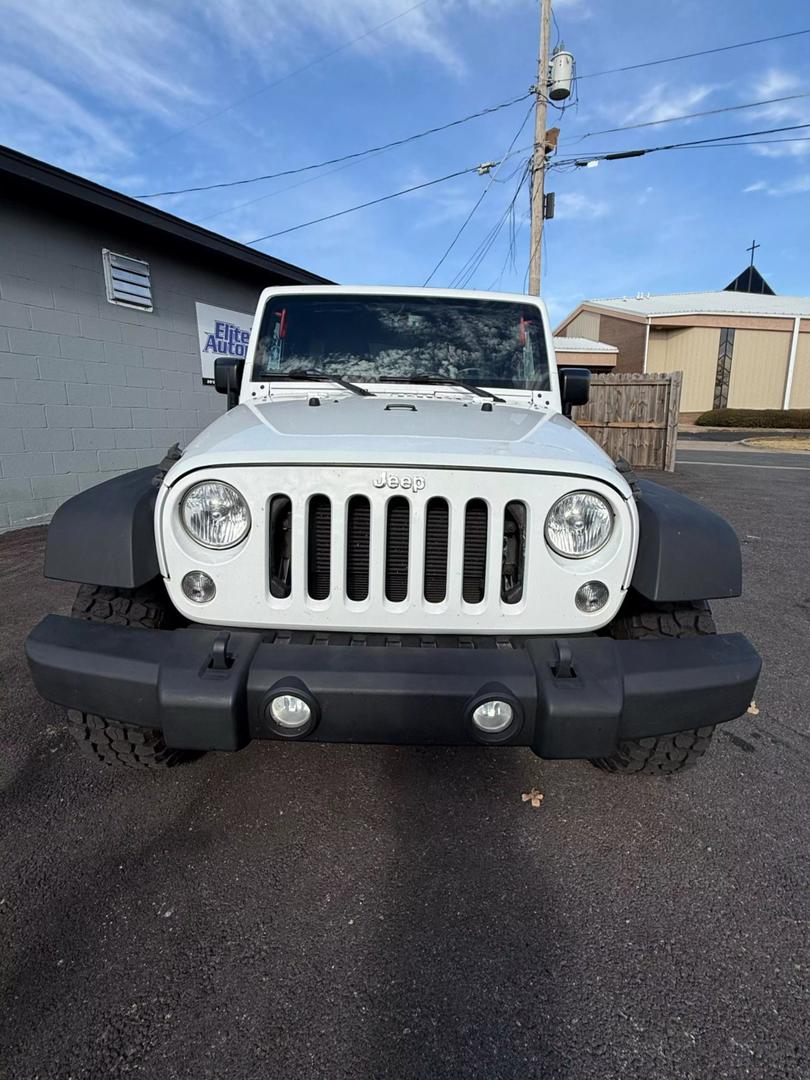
[27,287,760,774]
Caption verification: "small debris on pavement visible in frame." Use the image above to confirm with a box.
[747,700,760,715]
[521,788,544,808]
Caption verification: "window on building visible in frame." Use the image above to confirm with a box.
[101,249,153,311]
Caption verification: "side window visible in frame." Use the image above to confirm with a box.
[101,249,153,311]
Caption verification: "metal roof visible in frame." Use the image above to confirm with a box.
[584,291,810,319]
[553,336,618,353]
[0,144,332,286]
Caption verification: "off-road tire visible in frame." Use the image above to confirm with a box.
[65,709,190,770]
[71,582,180,629]
[591,600,717,775]
[67,582,197,770]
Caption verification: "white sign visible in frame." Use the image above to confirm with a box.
[195,302,254,385]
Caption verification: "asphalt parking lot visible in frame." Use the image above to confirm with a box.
[1,451,808,1080]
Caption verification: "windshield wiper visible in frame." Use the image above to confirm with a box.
[267,369,375,397]
[378,374,505,403]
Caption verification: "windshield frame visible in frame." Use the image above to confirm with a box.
[246,287,555,396]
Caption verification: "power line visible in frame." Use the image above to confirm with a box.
[421,171,498,287]
[137,92,532,199]
[450,188,517,288]
[137,22,810,168]
[246,165,486,245]
[449,210,506,288]
[558,135,810,158]
[182,86,810,208]
[488,201,523,292]
[211,138,534,234]
[561,91,810,143]
[459,163,530,289]
[575,27,810,80]
[552,121,810,168]
[195,144,394,225]
[140,0,434,152]
[422,102,534,286]
[451,160,530,289]
[201,140,536,228]
[700,135,810,147]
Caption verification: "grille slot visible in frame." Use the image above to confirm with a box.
[268,495,292,598]
[462,499,488,604]
[423,497,449,602]
[307,496,331,600]
[385,497,410,602]
[346,496,370,601]
[502,501,526,604]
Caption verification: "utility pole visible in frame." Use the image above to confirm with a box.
[528,0,552,295]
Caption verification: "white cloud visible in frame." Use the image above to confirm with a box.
[621,82,717,126]
[199,0,465,71]
[553,191,609,220]
[2,0,205,119]
[744,68,810,158]
[0,0,530,176]
[757,68,803,106]
[752,141,810,160]
[0,62,129,171]
[744,174,810,197]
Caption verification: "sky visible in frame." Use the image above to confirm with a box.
[2,0,810,325]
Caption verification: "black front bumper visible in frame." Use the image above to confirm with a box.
[25,616,761,759]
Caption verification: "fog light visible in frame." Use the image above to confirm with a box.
[472,699,514,734]
[575,580,609,613]
[182,570,216,603]
[269,694,313,730]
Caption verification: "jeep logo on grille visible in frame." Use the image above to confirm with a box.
[373,471,426,492]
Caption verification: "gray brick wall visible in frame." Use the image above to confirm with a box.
[0,198,275,532]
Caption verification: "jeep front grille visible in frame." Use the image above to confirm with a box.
[162,465,635,634]
[269,487,526,609]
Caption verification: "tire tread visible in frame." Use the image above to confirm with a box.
[66,582,195,770]
[592,601,717,775]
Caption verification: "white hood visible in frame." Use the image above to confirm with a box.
[167,395,626,492]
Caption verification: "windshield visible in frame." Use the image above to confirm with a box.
[252,294,550,390]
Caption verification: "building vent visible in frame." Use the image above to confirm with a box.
[102,250,153,311]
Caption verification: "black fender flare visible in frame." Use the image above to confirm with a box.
[631,479,742,602]
[45,466,162,589]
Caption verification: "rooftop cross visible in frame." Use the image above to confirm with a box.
[746,239,760,291]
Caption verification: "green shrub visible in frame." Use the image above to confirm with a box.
[694,408,810,429]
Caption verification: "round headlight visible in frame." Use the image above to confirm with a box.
[545,491,613,559]
[181,481,251,549]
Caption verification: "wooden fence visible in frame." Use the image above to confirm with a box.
[572,371,682,471]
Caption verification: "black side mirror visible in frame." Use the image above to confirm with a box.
[558,366,591,417]
[214,356,245,410]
